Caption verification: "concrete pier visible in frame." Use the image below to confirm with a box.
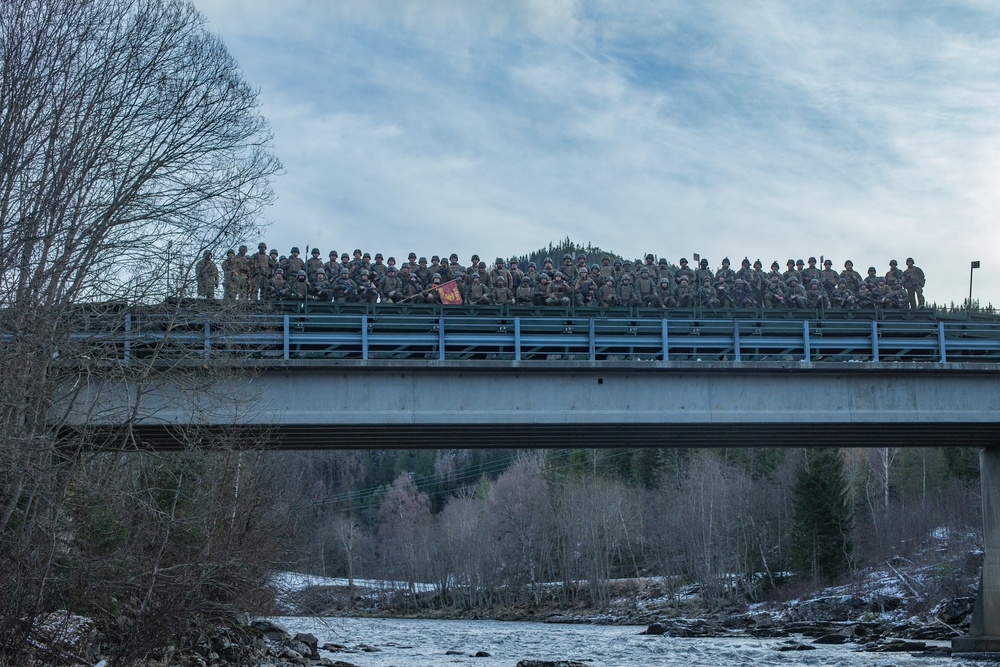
[953,446,1000,656]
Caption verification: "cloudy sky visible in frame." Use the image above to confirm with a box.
[194,0,1000,306]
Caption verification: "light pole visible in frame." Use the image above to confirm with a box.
[968,260,980,320]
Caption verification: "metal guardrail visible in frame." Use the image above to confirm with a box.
[76,310,1000,364]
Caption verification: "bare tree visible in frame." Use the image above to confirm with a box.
[0,0,280,662]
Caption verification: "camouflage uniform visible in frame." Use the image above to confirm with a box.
[674,259,695,286]
[285,249,306,279]
[355,270,378,303]
[266,270,287,301]
[698,278,719,308]
[533,275,551,305]
[695,259,714,286]
[672,278,695,308]
[379,267,404,302]
[840,262,862,292]
[764,275,787,308]
[306,249,325,281]
[221,250,245,302]
[491,277,514,305]
[654,278,674,308]
[287,271,311,301]
[786,279,807,309]
[515,279,535,305]
[333,270,358,302]
[311,270,333,301]
[635,269,657,307]
[863,268,881,293]
[831,281,856,309]
[195,251,219,300]
[712,275,733,307]
[820,261,840,297]
[574,270,597,307]
[716,258,736,286]
[597,278,619,307]
[886,260,904,286]
[545,273,572,306]
[805,280,830,310]
[801,258,822,287]
[618,275,640,307]
[903,259,925,308]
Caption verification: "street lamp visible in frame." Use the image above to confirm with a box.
[968,260,980,320]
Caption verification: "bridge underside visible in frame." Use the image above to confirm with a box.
[64,360,1000,450]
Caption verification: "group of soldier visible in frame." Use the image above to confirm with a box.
[194,244,928,311]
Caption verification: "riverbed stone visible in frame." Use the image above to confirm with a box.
[641,623,666,635]
[293,632,319,659]
[515,661,591,667]
[252,619,290,643]
[475,650,491,656]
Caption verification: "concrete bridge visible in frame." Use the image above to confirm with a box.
[52,307,1000,654]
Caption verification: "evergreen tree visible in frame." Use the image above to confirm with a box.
[791,447,853,582]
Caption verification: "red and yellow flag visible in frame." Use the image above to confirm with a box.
[436,279,463,305]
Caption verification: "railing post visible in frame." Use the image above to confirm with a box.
[283,314,290,361]
[661,318,669,361]
[361,314,369,361]
[589,318,596,361]
[439,314,445,361]
[733,320,741,362]
[514,317,521,361]
[939,321,947,363]
[123,313,131,364]
[871,319,879,362]
[204,321,211,359]
[803,320,810,362]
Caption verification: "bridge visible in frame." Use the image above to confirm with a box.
[50,304,1000,653]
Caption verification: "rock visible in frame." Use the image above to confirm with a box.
[361,644,382,652]
[641,623,666,635]
[286,639,312,658]
[293,632,320,659]
[251,619,290,643]
[445,650,466,655]
[323,642,348,652]
[328,661,363,667]
[788,595,867,622]
[32,610,100,663]
[861,639,927,652]
[475,650,492,657]
[933,596,975,626]
[813,633,848,644]
[516,662,591,667]
[775,642,816,651]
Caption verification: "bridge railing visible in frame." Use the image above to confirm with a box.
[60,311,1000,364]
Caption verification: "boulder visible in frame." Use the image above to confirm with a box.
[516,662,591,667]
[812,633,848,645]
[640,623,666,635]
[32,610,99,664]
[293,632,320,659]
[475,650,492,657]
[251,619,290,643]
[775,642,816,651]
[861,639,927,652]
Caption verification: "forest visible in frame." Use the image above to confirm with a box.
[271,445,982,613]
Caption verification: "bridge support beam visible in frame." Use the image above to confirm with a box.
[954,446,1000,655]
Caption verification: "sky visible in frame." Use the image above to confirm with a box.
[193,0,1000,306]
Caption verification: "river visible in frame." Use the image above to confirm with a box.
[269,616,993,667]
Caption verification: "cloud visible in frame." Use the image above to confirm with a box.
[194,0,1000,306]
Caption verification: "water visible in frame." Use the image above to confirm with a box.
[270,616,992,667]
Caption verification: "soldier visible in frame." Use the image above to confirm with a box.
[805,279,830,310]
[546,272,572,307]
[599,256,614,280]
[324,250,340,277]
[654,276,674,308]
[767,261,783,284]
[856,283,877,308]
[613,273,636,307]
[195,250,219,301]
[306,248,324,281]
[695,258,714,285]
[864,267,880,293]
[371,253,388,282]
[524,262,538,286]
[429,255,442,278]
[731,279,756,308]
[355,269,378,303]
[698,277,718,308]
[820,259,840,297]
[491,276,514,305]
[541,257,556,280]
[736,258,758,298]
[349,249,366,279]
[764,274,787,308]
[414,257,432,286]
[786,277,807,309]
[886,259,904,285]
[831,280,856,309]
[674,258,696,286]
[612,258,624,283]
[425,273,444,304]
[235,245,251,299]
[287,270,311,301]
[802,257,822,286]
[840,260,862,292]
[886,278,909,309]
[248,243,275,301]
[595,276,619,307]
[266,268,287,301]
[781,259,801,286]
[560,253,576,282]
[221,249,244,302]
[872,277,891,308]
[656,257,671,283]
[533,274,551,305]
[713,274,733,307]
[515,275,535,304]
[311,269,334,301]
[333,269,357,302]
[903,258,926,308]
[672,275,695,308]
[716,258,736,286]
[574,267,597,307]
[285,247,306,278]
[576,253,589,278]
[379,265,404,302]
[508,259,525,288]
[635,267,658,307]
[489,258,512,289]
[400,273,423,302]
[462,273,488,305]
